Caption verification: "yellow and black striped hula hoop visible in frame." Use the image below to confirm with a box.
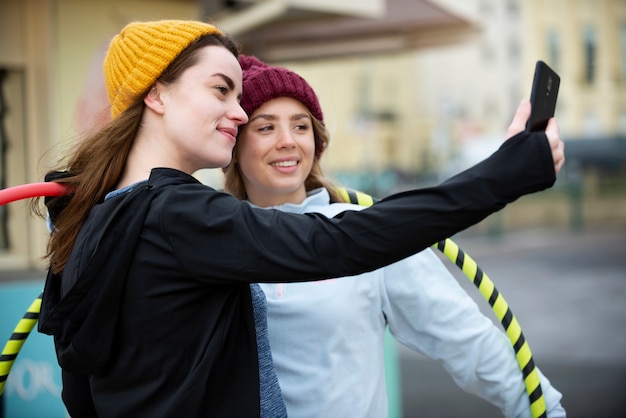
[337,187,547,418]
[0,293,42,395]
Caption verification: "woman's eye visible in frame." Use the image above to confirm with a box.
[258,124,274,132]
[295,124,310,131]
[216,85,229,95]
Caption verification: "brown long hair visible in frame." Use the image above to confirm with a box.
[223,113,343,203]
[37,33,239,275]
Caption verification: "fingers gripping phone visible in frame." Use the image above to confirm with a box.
[526,60,560,132]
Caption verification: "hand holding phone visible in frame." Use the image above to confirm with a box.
[526,60,560,132]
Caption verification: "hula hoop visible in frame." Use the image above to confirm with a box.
[337,187,547,418]
[0,182,68,395]
[0,182,68,206]
[0,293,42,395]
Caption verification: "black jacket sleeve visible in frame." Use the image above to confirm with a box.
[164,130,555,283]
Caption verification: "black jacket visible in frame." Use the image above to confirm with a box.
[39,131,555,417]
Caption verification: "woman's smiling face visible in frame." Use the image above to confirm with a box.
[236,96,316,207]
[154,45,248,173]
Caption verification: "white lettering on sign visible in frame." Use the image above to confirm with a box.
[5,359,62,400]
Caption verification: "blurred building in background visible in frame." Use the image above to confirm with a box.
[1,0,625,270]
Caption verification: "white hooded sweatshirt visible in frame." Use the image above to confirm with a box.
[259,188,565,418]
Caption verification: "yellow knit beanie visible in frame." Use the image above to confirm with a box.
[103,20,223,118]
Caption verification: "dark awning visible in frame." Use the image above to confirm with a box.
[212,0,479,61]
[564,136,626,168]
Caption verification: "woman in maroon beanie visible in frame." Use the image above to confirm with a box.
[223,54,566,418]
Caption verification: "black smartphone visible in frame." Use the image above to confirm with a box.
[526,60,560,132]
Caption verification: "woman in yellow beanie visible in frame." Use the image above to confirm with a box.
[36,20,564,417]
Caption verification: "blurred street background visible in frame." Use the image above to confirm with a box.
[399,225,626,417]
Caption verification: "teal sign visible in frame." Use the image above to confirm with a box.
[0,280,67,418]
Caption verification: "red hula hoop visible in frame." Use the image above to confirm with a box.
[0,182,70,206]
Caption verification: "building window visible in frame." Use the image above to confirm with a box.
[0,69,8,250]
[583,25,597,84]
[547,29,560,71]
[619,110,626,136]
[620,22,626,82]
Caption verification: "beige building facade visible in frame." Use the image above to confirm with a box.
[272,0,626,232]
[279,0,626,174]
[0,0,201,270]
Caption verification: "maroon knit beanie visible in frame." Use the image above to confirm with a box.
[239,55,324,125]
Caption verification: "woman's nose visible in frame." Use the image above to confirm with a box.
[276,129,296,149]
[231,102,249,125]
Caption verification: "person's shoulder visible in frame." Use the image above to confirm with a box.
[149,168,202,187]
[141,171,239,226]
[312,202,363,217]
[147,169,229,198]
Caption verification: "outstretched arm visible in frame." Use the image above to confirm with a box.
[167,102,564,283]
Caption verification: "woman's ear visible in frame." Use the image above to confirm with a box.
[144,84,165,114]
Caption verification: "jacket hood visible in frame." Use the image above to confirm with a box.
[39,169,195,374]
